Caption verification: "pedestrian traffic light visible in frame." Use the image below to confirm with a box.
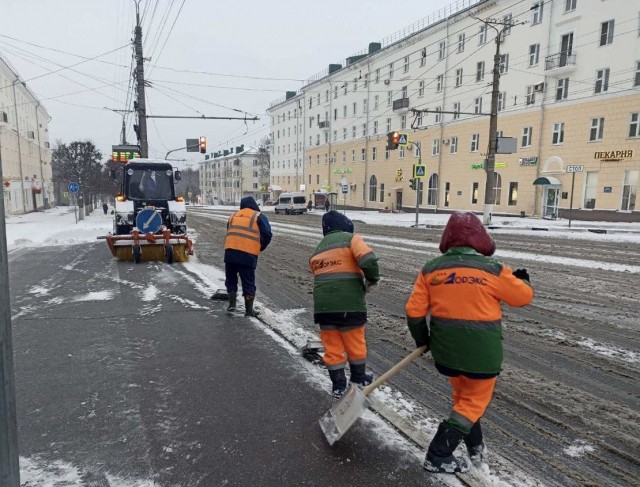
[199,136,207,154]
[409,178,417,190]
[387,131,401,150]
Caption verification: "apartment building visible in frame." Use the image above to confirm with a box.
[267,0,640,220]
[200,146,269,205]
[1,51,53,215]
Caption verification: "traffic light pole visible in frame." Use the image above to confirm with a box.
[414,141,421,228]
[0,126,20,487]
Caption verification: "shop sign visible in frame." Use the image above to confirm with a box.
[519,156,538,166]
[471,162,507,169]
[594,150,633,162]
[332,168,352,174]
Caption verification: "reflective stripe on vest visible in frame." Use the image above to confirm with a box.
[224,208,261,255]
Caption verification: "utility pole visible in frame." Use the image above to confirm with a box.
[477,17,523,225]
[134,0,149,158]
[0,124,20,487]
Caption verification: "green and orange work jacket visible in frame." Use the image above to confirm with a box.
[406,247,533,374]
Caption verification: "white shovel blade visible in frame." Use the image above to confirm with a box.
[319,385,370,445]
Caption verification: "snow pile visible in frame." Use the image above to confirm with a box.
[564,439,595,458]
[72,290,114,302]
[5,206,112,251]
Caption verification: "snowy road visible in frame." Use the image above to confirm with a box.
[189,208,640,487]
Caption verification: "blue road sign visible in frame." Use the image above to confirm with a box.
[413,165,427,178]
[68,182,79,193]
[342,184,348,194]
[135,209,162,234]
[398,133,409,146]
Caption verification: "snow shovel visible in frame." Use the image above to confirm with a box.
[210,289,228,300]
[319,345,428,446]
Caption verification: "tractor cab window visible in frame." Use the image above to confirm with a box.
[127,168,173,200]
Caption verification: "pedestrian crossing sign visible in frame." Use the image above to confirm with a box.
[413,164,426,178]
[398,133,409,146]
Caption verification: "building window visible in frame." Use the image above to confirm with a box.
[386,118,391,132]
[353,102,357,115]
[418,80,424,97]
[369,176,377,202]
[401,115,406,129]
[584,171,598,208]
[595,68,610,93]
[427,174,439,206]
[404,56,409,73]
[316,155,320,165]
[479,25,487,45]
[621,170,638,211]
[438,41,446,60]
[455,69,463,87]
[415,144,421,158]
[380,183,385,203]
[317,174,320,184]
[334,86,338,99]
[401,85,408,99]
[309,98,313,109]
[375,68,380,83]
[498,91,507,111]
[474,97,482,114]
[361,148,366,161]
[435,107,442,123]
[499,53,509,74]
[471,134,480,152]
[351,150,355,162]
[458,33,465,53]
[472,182,479,204]
[522,127,533,147]
[634,61,640,86]
[372,147,377,161]
[387,90,392,106]
[420,48,426,67]
[556,78,569,100]
[529,44,540,66]
[565,0,577,12]
[532,2,543,24]
[432,139,440,156]
[364,73,368,87]
[389,62,394,78]
[334,108,338,120]
[453,102,461,119]
[450,136,458,154]
[629,112,640,138]
[493,173,502,205]
[600,20,614,46]
[362,123,367,137]
[508,182,518,206]
[343,128,347,140]
[590,117,605,141]
[526,86,536,106]
[417,113,423,127]
[399,147,405,159]
[436,74,443,92]
[373,120,378,135]
[385,148,390,160]
[553,122,565,144]
[476,61,485,82]
[342,151,346,163]
[352,126,356,138]
[374,95,379,110]
[343,83,347,95]
[444,182,450,207]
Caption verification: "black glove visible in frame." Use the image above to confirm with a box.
[415,337,430,353]
[513,268,530,282]
[407,318,430,353]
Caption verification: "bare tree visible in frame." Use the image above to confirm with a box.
[51,140,103,211]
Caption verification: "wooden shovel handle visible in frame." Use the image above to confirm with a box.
[362,346,428,396]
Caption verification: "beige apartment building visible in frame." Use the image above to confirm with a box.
[1,51,53,215]
[268,0,640,220]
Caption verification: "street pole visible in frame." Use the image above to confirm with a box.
[415,141,421,228]
[134,1,149,158]
[0,126,21,487]
[569,172,575,228]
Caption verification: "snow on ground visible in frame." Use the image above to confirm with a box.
[5,206,112,251]
[563,440,596,458]
[72,290,114,302]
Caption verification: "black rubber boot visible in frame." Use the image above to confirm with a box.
[227,293,237,311]
[424,422,469,474]
[349,363,374,386]
[244,296,259,317]
[465,421,486,467]
[328,369,347,398]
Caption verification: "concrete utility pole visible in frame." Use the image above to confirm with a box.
[478,17,523,225]
[0,124,20,487]
[134,0,149,158]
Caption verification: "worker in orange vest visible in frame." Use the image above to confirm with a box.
[224,196,272,316]
[406,212,533,473]
[310,211,380,397]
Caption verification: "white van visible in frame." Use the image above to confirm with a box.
[275,192,307,215]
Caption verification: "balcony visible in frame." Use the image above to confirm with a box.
[392,97,410,113]
[545,51,576,74]
[318,120,330,131]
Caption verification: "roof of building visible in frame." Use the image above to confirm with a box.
[0,49,52,119]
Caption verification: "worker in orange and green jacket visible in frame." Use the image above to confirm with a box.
[310,211,380,398]
[406,211,533,474]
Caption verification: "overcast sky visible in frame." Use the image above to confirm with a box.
[1,0,453,168]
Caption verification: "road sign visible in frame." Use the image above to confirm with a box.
[413,164,427,178]
[341,184,348,194]
[188,192,193,197]
[398,133,409,146]
[135,208,162,234]
[68,182,79,193]
[566,165,584,173]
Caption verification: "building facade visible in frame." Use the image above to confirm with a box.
[200,146,269,205]
[267,0,640,220]
[1,51,53,215]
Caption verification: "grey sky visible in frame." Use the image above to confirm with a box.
[1,0,453,167]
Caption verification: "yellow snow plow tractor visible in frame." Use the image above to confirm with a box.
[102,159,194,263]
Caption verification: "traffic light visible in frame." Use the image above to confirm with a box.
[409,178,417,190]
[199,136,207,154]
[387,131,400,150]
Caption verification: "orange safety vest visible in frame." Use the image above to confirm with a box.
[224,208,261,256]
